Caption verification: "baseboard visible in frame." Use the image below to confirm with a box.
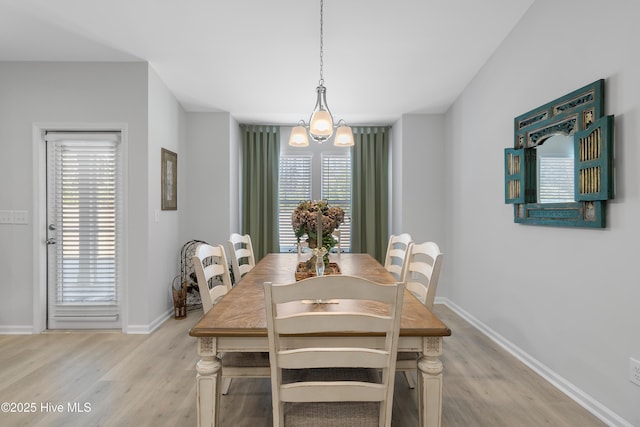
[1,309,174,335]
[126,308,173,334]
[437,297,632,427]
[0,325,35,335]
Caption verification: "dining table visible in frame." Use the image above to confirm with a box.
[189,252,451,427]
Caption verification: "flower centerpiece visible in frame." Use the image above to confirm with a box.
[292,200,345,269]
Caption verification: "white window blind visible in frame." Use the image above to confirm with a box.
[46,132,122,324]
[538,156,575,203]
[321,152,351,252]
[278,154,312,252]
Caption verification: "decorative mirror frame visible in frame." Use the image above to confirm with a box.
[504,79,614,228]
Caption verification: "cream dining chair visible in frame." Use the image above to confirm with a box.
[227,233,256,284]
[192,243,269,395]
[383,233,413,281]
[396,241,443,388]
[264,275,405,427]
[192,243,233,313]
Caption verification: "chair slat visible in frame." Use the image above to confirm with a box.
[276,312,391,334]
[280,382,387,403]
[278,348,389,369]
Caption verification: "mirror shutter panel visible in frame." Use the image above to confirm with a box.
[504,148,525,204]
[574,115,614,201]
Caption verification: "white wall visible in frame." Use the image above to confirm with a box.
[145,66,187,329]
[182,112,232,246]
[390,121,403,234]
[229,116,241,233]
[0,62,149,331]
[398,114,446,246]
[445,0,640,424]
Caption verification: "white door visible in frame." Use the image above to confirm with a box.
[45,131,122,330]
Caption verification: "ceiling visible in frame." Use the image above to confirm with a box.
[0,0,534,125]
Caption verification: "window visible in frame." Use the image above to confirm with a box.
[278,151,352,253]
[278,154,312,252]
[321,153,351,252]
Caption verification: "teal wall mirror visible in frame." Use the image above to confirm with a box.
[504,79,615,227]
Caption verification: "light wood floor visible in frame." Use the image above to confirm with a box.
[0,305,606,427]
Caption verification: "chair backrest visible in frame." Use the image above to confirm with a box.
[264,276,404,427]
[192,244,233,313]
[227,233,256,283]
[401,241,443,310]
[383,233,413,281]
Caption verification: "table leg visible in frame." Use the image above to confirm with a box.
[417,336,444,427]
[196,337,221,427]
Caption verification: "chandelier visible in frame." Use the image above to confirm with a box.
[289,0,354,147]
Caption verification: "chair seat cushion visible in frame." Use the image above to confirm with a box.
[285,401,379,426]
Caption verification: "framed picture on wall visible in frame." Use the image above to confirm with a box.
[161,148,177,210]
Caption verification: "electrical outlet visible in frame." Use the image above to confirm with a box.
[631,357,640,387]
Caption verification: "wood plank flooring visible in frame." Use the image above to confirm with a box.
[0,305,606,426]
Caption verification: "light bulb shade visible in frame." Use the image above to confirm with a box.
[334,125,354,147]
[309,85,334,142]
[289,125,309,147]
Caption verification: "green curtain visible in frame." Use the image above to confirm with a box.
[351,127,390,263]
[241,125,280,261]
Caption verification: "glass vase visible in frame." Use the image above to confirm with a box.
[315,254,325,276]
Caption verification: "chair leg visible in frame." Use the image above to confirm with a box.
[404,370,416,389]
[221,377,232,395]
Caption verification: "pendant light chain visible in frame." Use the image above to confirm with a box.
[288,0,354,147]
[319,0,324,85]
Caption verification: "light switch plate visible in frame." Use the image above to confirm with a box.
[0,210,13,224]
[13,210,28,224]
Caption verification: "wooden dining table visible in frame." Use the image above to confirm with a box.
[189,252,451,427]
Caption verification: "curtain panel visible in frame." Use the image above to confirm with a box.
[240,125,280,261]
[351,126,390,263]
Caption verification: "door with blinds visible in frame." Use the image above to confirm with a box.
[46,132,122,330]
